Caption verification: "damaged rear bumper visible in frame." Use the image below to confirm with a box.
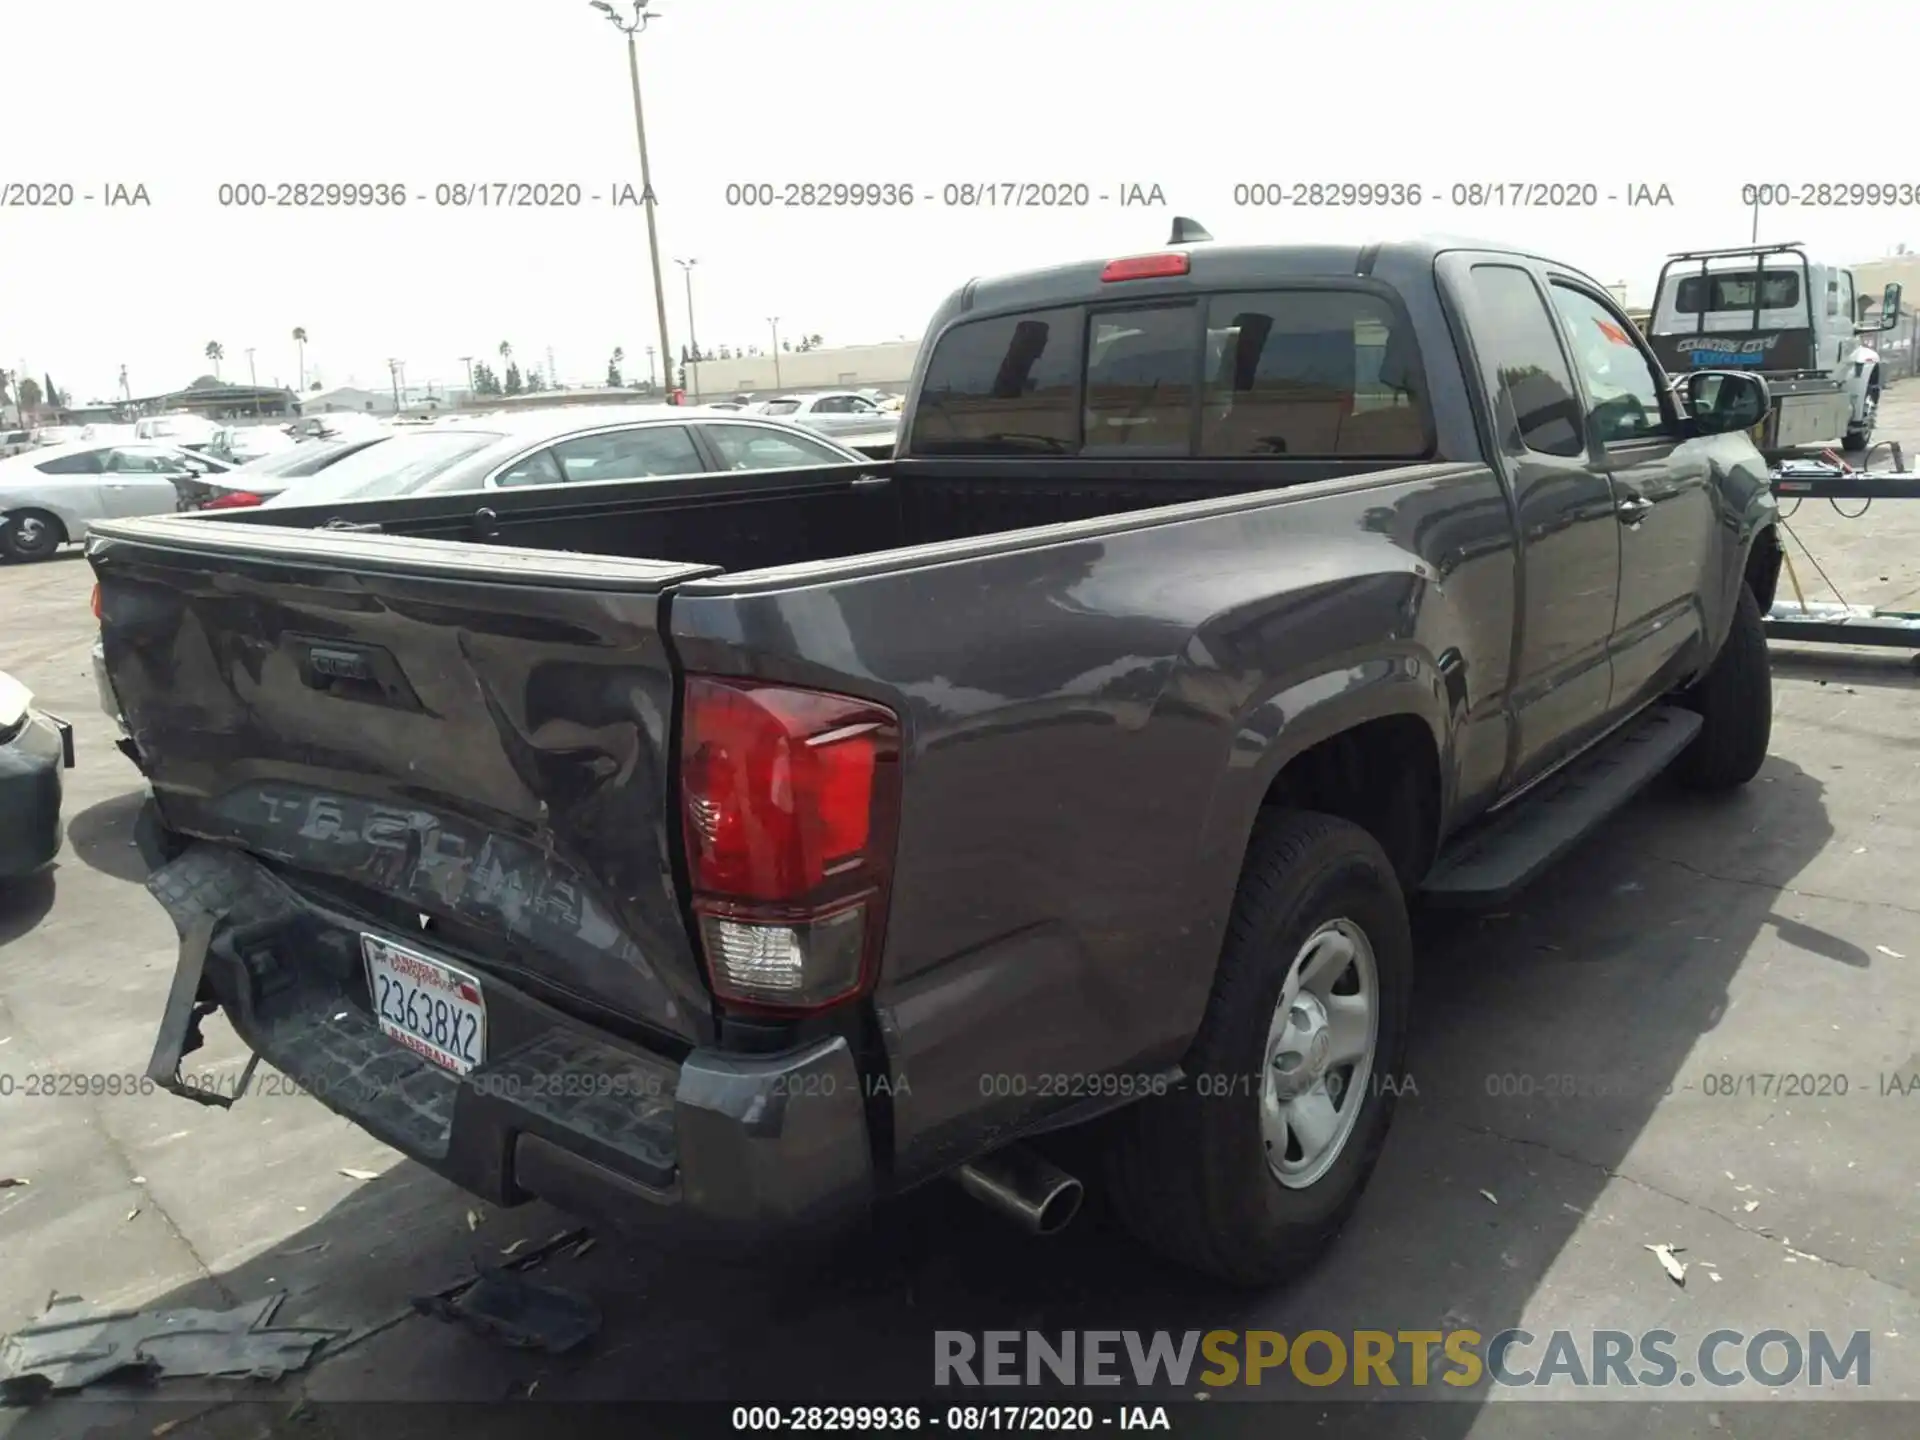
[143,843,876,1243]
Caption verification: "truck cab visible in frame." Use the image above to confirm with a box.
[1645,243,1902,453]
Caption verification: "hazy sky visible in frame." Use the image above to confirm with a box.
[4,0,1912,403]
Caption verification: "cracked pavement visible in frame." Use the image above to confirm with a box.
[3,390,1920,1438]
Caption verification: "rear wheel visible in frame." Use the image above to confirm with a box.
[0,509,65,562]
[1673,583,1771,790]
[1104,810,1413,1287]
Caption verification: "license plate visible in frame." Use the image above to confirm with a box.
[361,934,486,1076]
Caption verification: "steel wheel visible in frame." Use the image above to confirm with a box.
[1260,918,1378,1189]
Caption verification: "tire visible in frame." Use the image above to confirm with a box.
[1673,583,1771,790]
[0,509,66,562]
[1104,809,1413,1287]
[1844,427,1870,452]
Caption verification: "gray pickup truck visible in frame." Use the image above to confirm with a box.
[90,228,1781,1287]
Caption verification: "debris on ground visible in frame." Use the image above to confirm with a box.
[338,1167,380,1182]
[1478,1189,1498,1206]
[1876,946,1904,959]
[0,1292,342,1404]
[411,1268,600,1356]
[0,1178,27,1190]
[1644,1243,1688,1286]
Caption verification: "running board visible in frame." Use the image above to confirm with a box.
[1420,705,1702,907]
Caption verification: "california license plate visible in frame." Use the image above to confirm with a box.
[362,934,486,1075]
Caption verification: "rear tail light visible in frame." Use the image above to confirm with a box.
[1101,252,1190,282]
[679,676,901,1013]
[200,491,263,510]
[90,583,101,620]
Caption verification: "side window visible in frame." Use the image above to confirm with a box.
[105,447,179,473]
[492,448,566,488]
[1084,304,1198,451]
[811,395,849,414]
[910,307,1082,456]
[1837,271,1857,327]
[549,425,702,482]
[1548,283,1670,444]
[1466,265,1585,457]
[1826,278,1840,319]
[705,424,849,470]
[34,448,107,475]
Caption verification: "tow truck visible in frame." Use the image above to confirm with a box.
[1645,242,1901,455]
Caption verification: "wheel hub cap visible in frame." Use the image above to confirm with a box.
[1259,918,1380,1189]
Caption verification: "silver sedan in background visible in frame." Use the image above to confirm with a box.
[0,441,234,561]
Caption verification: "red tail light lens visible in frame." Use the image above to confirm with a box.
[200,491,263,510]
[1101,252,1190,282]
[90,583,102,620]
[680,677,901,1013]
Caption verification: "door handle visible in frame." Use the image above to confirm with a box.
[1616,495,1654,523]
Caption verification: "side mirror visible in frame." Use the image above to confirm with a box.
[1684,370,1772,437]
[1876,281,1903,332]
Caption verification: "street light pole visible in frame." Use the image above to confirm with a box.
[593,2,673,403]
[676,257,699,399]
[460,355,475,398]
[387,358,401,414]
[768,317,782,388]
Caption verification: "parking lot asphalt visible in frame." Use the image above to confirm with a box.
[4,397,1920,1438]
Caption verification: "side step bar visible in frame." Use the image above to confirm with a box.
[1420,705,1702,908]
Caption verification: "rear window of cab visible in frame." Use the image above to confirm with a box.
[909,290,1431,460]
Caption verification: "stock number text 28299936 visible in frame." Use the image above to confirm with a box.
[721,182,1169,208]
[1229,181,1675,208]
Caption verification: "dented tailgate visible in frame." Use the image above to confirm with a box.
[88,515,722,1046]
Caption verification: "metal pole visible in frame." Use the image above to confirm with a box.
[246,348,257,386]
[626,28,673,400]
[387,359,400,413]
[1750,194,1759,244]
[769,317,782,388]
[679,260,700,399]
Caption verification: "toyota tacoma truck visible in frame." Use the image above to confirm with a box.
[89,228,1782,1286]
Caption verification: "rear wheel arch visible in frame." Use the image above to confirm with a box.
[1255,713,1444,894]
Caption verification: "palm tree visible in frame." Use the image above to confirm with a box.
[205,341,224,380]
[292,327,308,390]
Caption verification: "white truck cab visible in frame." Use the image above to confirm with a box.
[1646,243,1902,454]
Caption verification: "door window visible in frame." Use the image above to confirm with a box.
[1465,265,1585,457]
[492,448,567,488]
[548,426,702,482]
[704,424,848,470]
[33,448,107,475]
[1549,283,1670,444]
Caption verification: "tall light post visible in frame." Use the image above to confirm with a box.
[459,355,475,397]
[645,345,657,390]
[591,0,672,401]
[676,256,700,398]
[768,316,782,388]
[386,358,401,414]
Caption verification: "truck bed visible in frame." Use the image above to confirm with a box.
[148,453,1419,575]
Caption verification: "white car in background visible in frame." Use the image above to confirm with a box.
[134,413,222,450]
[0,440,233,561]
[753,390,901,439]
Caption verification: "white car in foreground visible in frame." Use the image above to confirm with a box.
[0,441,233,561]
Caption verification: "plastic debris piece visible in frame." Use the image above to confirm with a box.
[411,1268,599,1355]
[1744,1200,1760,1213]
[501,1238,530,1257]
[1479,1190,1498,1206]
[339,1168,379,1181]
[1645,1243,1688,1285]
[1876,946,1904,959]
[466,1210,481,1231]
[0,1179,27,1190]
[0,1292,340,1402]
[125,1208,140,1222]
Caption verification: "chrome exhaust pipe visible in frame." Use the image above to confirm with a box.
[955,1145,1084,1236]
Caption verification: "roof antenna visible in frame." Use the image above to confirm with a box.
[1168,216,1212,245]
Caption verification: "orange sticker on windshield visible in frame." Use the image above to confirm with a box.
[1596,318,1633,346]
